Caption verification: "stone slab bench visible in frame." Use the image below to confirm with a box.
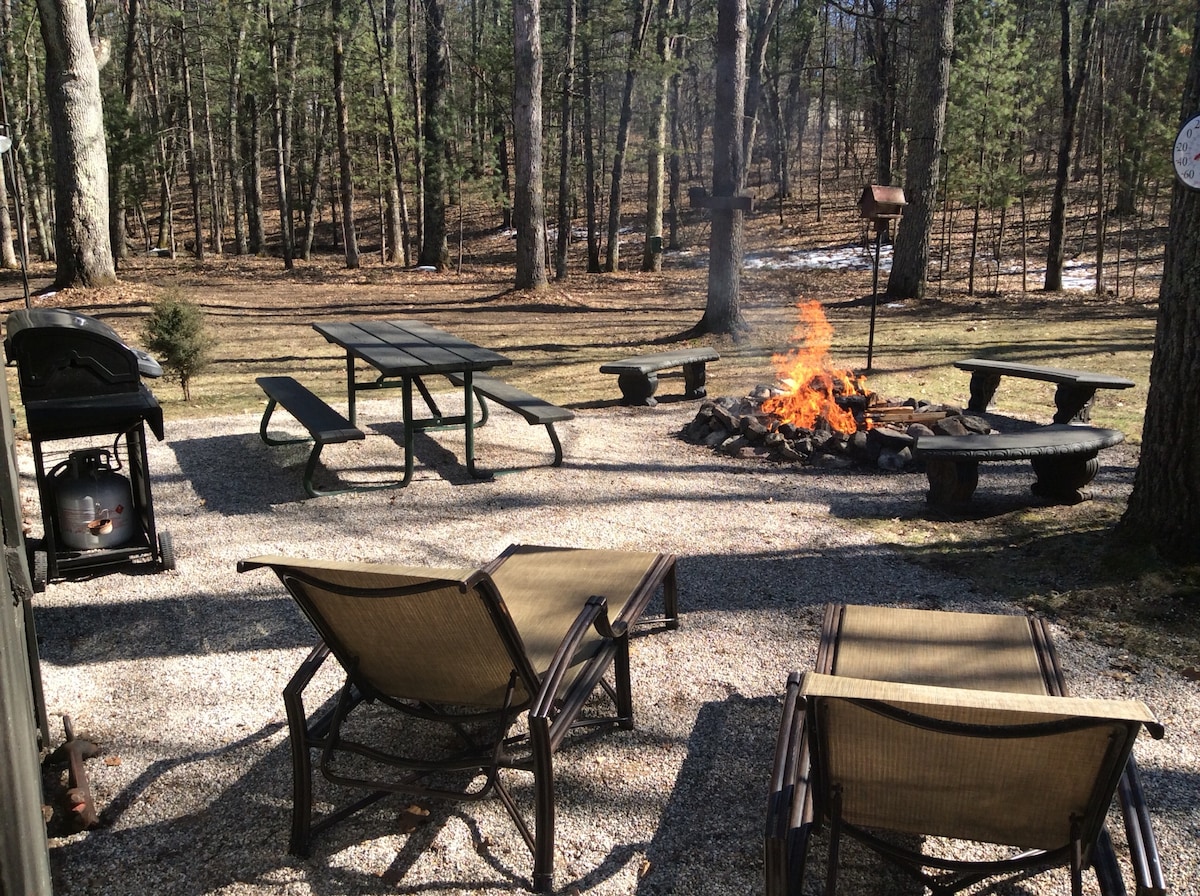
[600,347,720,406]
[955,358,1134,424]
[446,372,573,467]
[256,376,378,498]
[913,424,1125,505]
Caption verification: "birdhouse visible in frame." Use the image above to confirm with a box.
[858,185,906,220]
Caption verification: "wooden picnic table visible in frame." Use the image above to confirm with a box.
[314,319,511,485]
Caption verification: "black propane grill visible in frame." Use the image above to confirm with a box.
[5,308,175,588]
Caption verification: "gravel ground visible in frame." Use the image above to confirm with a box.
[24,396,1198,896]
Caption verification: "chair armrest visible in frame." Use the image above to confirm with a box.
[800,672,1162,735]
[530,595,627,720]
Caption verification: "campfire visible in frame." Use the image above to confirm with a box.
[760,300,868,435]
[682,300,990,471]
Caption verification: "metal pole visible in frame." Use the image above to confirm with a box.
[866,225,881,371]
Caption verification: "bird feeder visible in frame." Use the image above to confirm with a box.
[858,184,906,228]
[858,185,906,372]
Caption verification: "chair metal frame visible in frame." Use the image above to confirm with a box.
[240,554,665,892]
[766,604,1166,896]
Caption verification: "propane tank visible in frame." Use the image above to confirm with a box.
[51,449,135,550]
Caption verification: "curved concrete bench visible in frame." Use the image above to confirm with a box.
[600,347,719,406]
[954,358,1134,424]
[914,424,1125,505]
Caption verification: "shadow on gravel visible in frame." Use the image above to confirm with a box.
[638,693,784,895]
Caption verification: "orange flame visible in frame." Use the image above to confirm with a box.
[761,300,866,435]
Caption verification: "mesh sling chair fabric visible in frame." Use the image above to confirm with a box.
[766,604,1165,896]
[238,546,677,893]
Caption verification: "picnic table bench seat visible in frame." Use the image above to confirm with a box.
[955,358,1135,423]
[914,423,1124,505]
[446,372,573,467]
[600,347,720,406]
[256,375,378,498]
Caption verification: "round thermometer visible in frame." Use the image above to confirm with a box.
[1174,113,1200,190]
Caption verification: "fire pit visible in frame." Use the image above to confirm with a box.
[681,300,991,472]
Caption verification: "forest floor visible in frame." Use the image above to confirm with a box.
[2,192,1197,675]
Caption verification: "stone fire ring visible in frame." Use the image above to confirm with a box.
[913,424,1125,506]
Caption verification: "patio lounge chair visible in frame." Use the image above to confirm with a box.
[766,604,1165,896]
[238,544,678,892]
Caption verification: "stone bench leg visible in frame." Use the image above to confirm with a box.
[617,372,659,407]
[1030,452,1100,504]
[966,371,1002,413]
[1052,384,1099,424]
[682,361,709,399]
[924,458,980,505]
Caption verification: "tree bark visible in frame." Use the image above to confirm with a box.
[36,0,116,287]
[265,0,295,267]
[226,0,250,255]
[580,0,600,272]
[641,0,675,273]
[367,0,411,265]
[885,0,952,300]
[864,0,897,186]
[512,0,546,289]
[332,0,360,268]
[701,0,747,335]
[603,0,651,272]
[1044,0,1100,291]
[418,0,448,270]
[108,0,139,263]
[740,0,784,172]
[1119,5,1200,564]
[554,0,576,280]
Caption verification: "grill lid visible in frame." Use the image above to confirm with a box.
[5,308,163,380]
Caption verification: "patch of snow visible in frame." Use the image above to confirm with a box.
[743,244,892,273]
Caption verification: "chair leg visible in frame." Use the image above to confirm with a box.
[529,717,556,893]
[663,560,680,630]
[283,642,332,856]
[615,636,634,730]
[825,786,843,896]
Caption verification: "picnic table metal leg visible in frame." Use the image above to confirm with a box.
[400,377,415,486]
[462,372,493,480]
[344,354,357,426]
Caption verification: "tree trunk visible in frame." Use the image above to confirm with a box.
[367,0,411,265]
[603,0,651,273]
[641,0,675,273]
[886,0,952,300]
[580,0,600,272]
[1119,6,1200,564]
[406,0,425,252]
[191,1,223,255]
[701,0,747,335]
[36,0,116,287]
[512,0,546,289]
[332,0,360,268]
[1044,0,1100,292]
[179,9,204,261]
[418,0,448,269]
[299,105,329,260]
[227,0,250,255]
[108,0,139,263]
[739,0,784,173]
[265,0,294,267]
[864,0,897,185]
[244,92,266,255]
[554,0,576,280]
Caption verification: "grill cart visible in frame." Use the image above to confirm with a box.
[4,309,175,590]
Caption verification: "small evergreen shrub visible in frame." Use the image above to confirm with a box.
[141,294,213,400]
